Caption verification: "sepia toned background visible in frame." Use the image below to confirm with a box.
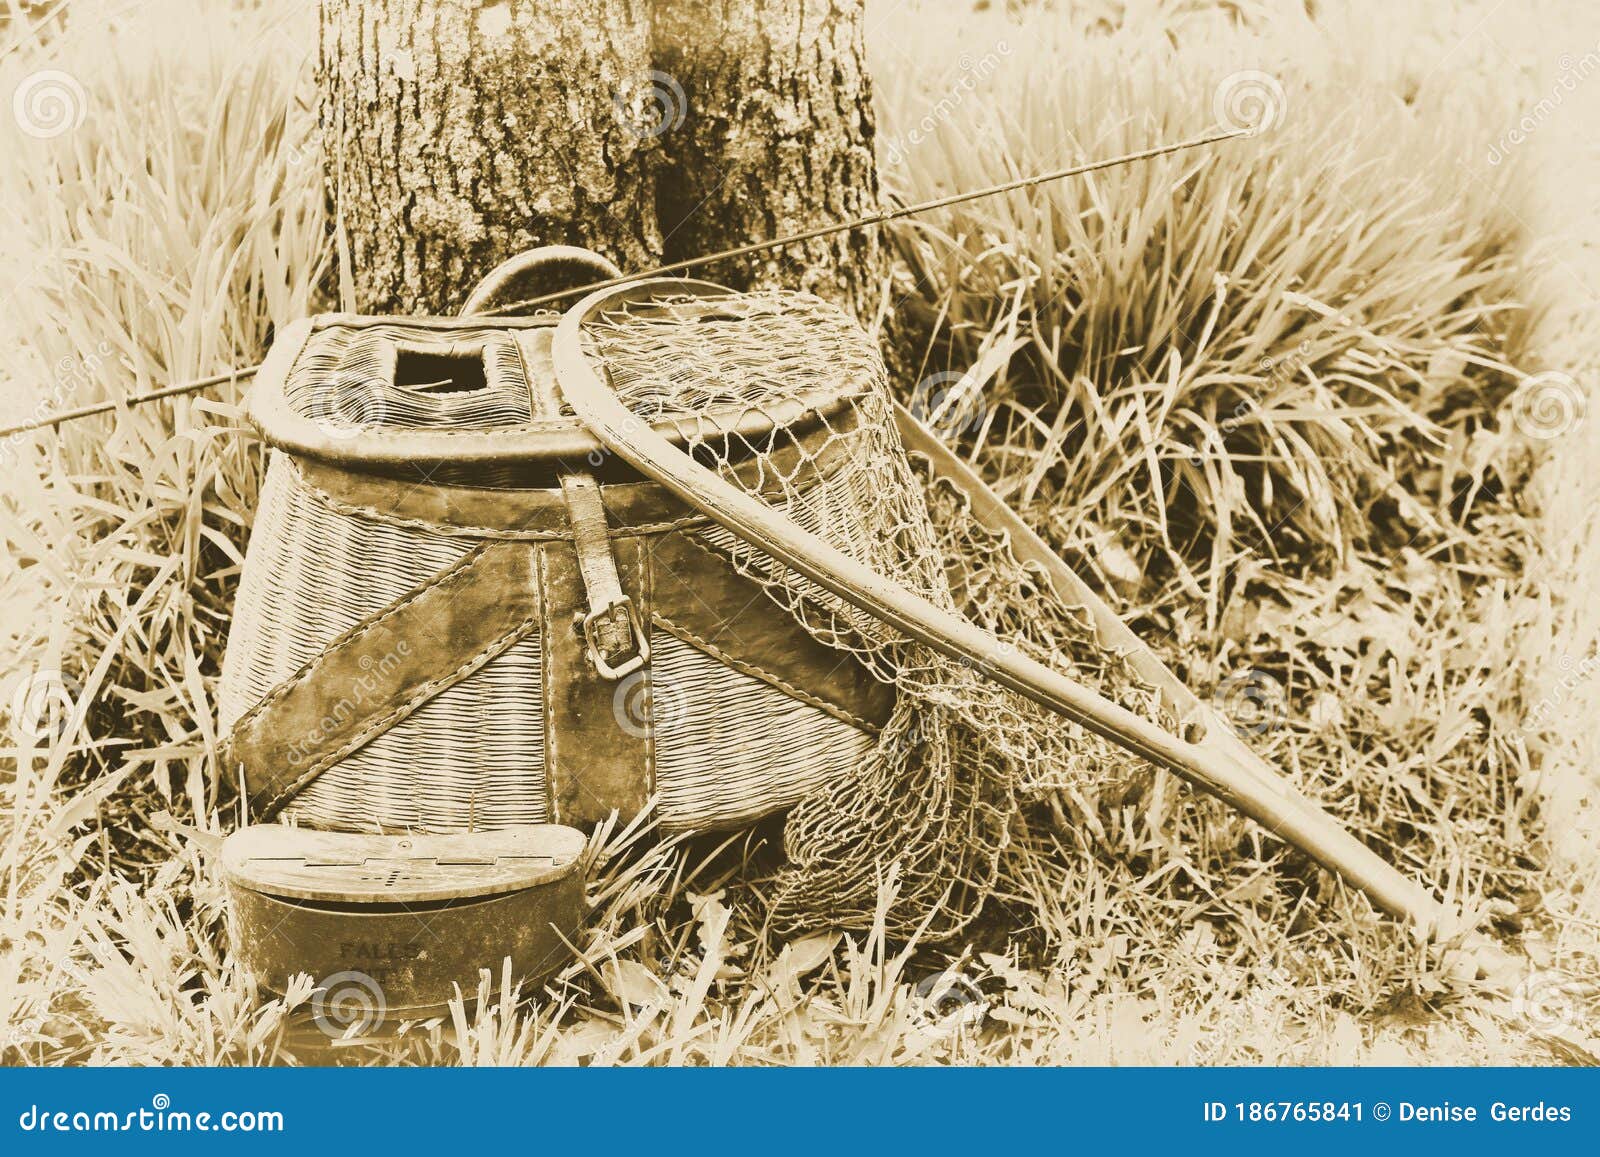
[1,0,1597,1064]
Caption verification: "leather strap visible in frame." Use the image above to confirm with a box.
[294,455,706,539]
[646,530,896,732]
[559,471,648,678]
[225,516,893,827]
[539,535,654,827]
[226,540,543,821]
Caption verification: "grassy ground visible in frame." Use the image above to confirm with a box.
[1,0,1596,1065]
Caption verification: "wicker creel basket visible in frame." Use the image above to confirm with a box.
[218,248,895,835]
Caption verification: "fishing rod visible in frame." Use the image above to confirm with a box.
[0,124,1249,442]
[2,367,260,441]
[479,125,1250,317]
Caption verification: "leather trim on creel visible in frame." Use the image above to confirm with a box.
[225,526,894,828]
[225,540,543,821]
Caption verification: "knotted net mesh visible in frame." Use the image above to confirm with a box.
[579,290,1174,940]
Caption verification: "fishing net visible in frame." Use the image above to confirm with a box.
[567,287,1173,940]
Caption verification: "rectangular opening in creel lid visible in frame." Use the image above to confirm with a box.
[392,342,490,393]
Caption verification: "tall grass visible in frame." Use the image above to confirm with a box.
[876,2,1539,586]
[1,0,326,1064]
[872,0,1595,1055]
[1,0,1595,1065]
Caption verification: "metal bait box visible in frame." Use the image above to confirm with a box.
[221,823,586,1021]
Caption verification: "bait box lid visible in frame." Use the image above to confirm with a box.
[220,823,587,905]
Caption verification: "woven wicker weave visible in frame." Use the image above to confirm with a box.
[219,304,887,836]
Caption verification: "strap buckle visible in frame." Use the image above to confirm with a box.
[582,595,649,680]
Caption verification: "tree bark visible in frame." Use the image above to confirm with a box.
[319,0,660,313]
[319,0,883,320]
[652,0,884,319]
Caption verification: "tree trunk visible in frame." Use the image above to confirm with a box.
[653,0,884,318]
[319,0,660,313]
[319,0,883,319]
